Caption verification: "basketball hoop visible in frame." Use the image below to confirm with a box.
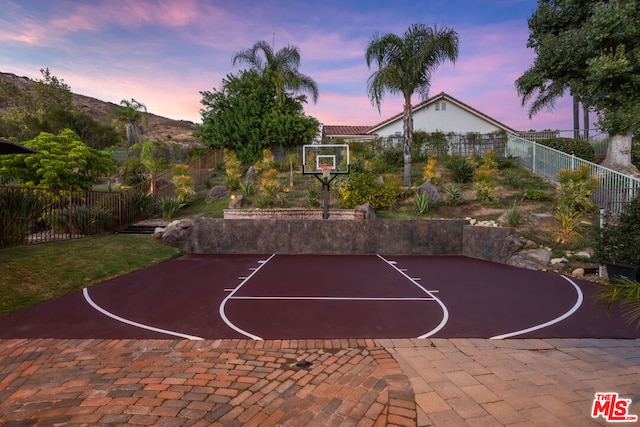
[319,164,333,181]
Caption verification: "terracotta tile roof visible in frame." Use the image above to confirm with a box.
[322,125,373,136]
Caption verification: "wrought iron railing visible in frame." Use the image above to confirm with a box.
[507,134,640,216]
[516,129,609,157]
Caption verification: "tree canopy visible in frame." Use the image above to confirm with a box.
[0,129,115,189]
[196,70,319,164]
[516,0,640,171]
[365,23,459,185]
[232,40,319,105]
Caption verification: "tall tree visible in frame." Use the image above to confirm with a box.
[516,0,640,173]
[365,23,459,185]
[196,70,319,164]
[232,40,319,105]
[113,98,147,147]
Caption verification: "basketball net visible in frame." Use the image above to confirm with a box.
[320,164,332,180]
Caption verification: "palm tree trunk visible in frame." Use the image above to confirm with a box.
[402,94,414,186]
[583,104,589,139]
[572,96,579,139]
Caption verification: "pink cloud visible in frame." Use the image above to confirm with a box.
[0,17,51,46]
[49,0,202,32]
[305,92,404,127]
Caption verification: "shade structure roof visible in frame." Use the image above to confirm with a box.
[0,137,38,155]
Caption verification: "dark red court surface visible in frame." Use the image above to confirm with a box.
[1,254,638,340]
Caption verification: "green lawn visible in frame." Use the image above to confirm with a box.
[0,234,182,316]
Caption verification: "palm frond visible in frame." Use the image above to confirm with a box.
[594,277,640,329]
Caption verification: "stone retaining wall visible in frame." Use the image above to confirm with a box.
[161,218,520,262]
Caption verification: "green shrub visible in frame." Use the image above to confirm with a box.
[306,187,320,207]
[413,190,438,215]
[473,153,499,206]
[157,196,184,220]
[444,156,476,183]
[472,180,498,206]
[521,189,553,201]
[502,170,523,189]
[497,155,519,169]
[595,196,640,265]
[555,165,599,214]
[442,184,464,206]
[255,192,276,208]
[239,179,256,198]
[380,145,403,168]
[223,149,241,190]
[129,190,154,216]
[0,187,43,246]
[336,173,400,209]
[539,137,595,162]
[504,201,522,228]
[172,174,195,203]
[46,205,116,235]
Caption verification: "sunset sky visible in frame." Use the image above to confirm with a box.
[0,0,594,132]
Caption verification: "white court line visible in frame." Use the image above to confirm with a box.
[230,296,436,301]
[219,254,277,340]
[377,255,449,338]
[490,275,584,340]
[83,288,204,340]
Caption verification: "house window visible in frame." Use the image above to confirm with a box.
[435,103,440,111]
[441,102,446,111]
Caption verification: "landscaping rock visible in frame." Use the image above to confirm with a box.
[497,234,527,261]
[245,166,256,181]
[161,219,194,248]
[205,185,230,203]
[153,227,165,239]
[417,182,443,202]
[355,202,376,220]
[529,212,557,229]
[229,195,245,209]
[571,268,585,277]
[506,248,552,270]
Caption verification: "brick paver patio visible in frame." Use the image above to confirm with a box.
[1,338,638,426]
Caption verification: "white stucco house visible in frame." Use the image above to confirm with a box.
[322,92,517,142]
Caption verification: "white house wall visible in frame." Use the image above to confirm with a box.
[375,100,503,138]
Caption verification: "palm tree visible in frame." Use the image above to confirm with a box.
[365,23,459,186]
[115,98,147,147]
[232,40,319,105]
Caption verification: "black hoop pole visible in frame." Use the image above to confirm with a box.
[313,172,339,219]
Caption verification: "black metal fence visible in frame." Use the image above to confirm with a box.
[0,181,152,247]
[0,150,225,247]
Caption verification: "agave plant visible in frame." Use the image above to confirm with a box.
[157,196,184,220]
[413,190,438,215]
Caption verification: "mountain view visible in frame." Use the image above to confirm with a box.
[0,72,199,147]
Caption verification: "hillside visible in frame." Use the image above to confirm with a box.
[0,72,199,146]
